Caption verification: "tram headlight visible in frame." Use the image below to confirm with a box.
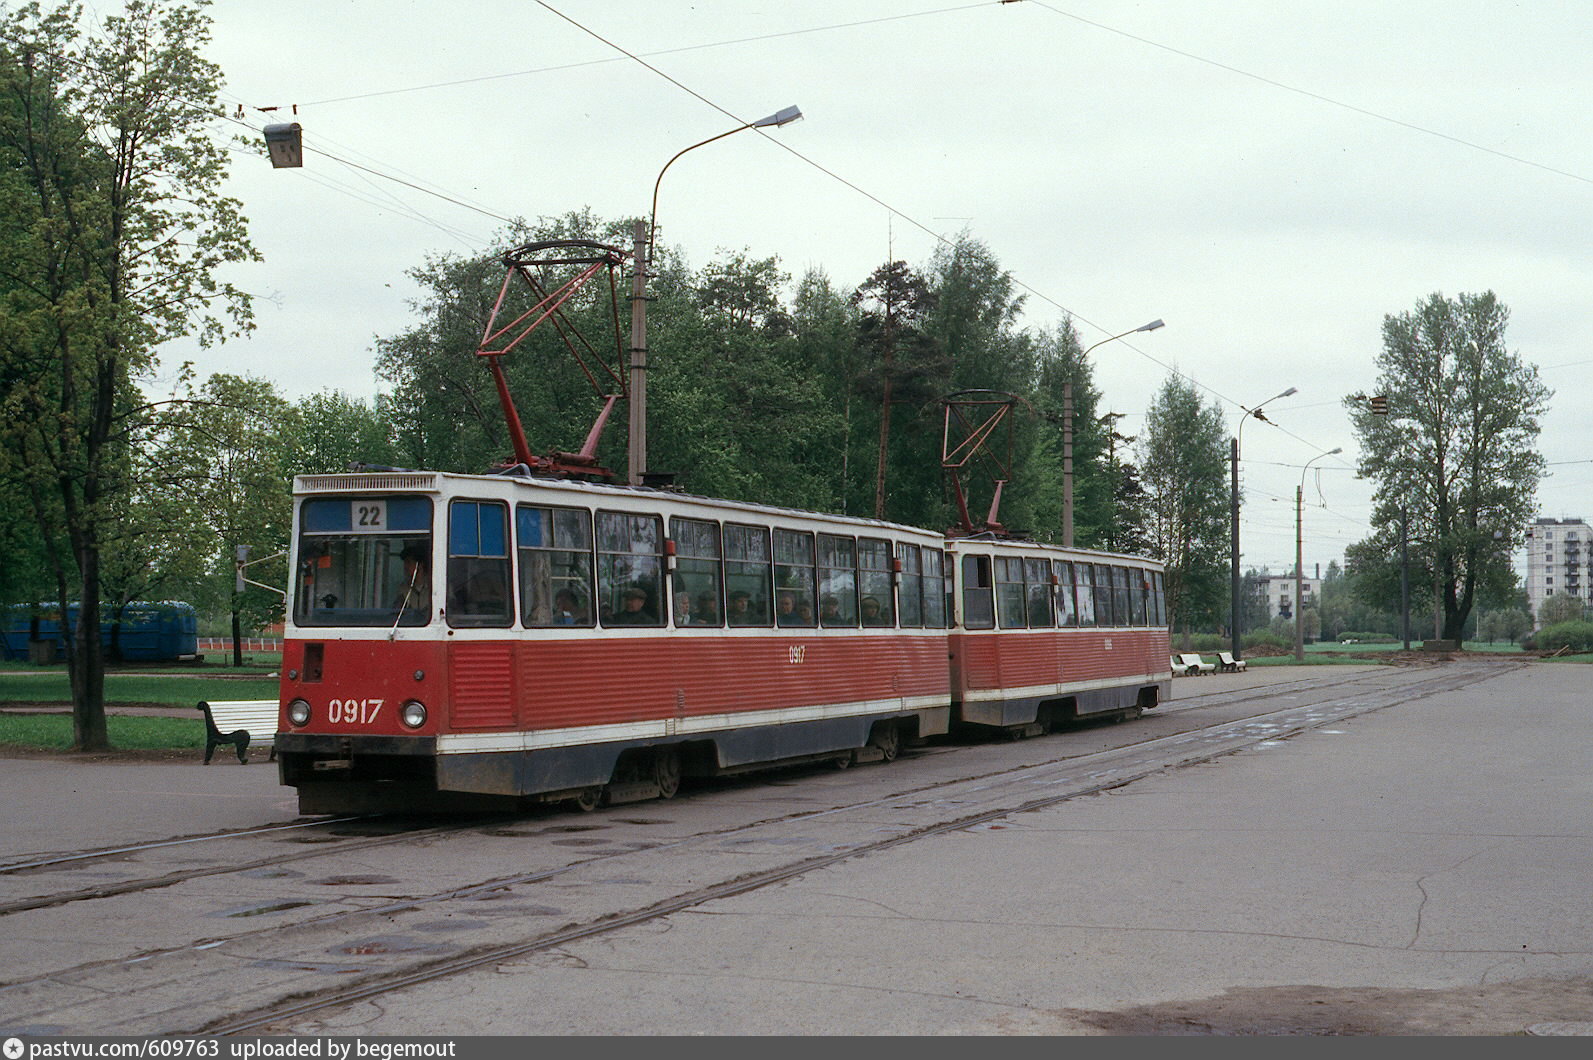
[287,698,312,727]
[400,700,428,729]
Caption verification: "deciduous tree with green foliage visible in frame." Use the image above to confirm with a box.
[1137,375,1229,638]
[1346,291,1547,644]
[0,0,254,749]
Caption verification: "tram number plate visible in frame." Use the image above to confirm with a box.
[788,646,806,664]
[328,698,383,725]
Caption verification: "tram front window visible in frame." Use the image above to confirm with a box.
[295,497,434,627]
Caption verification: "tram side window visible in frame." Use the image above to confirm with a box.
[818,534,858,627]
[516,505,593,627]
[858,538,895,627]
[774,529,817,627]
[1075,564,1097,627]
[1112,566,1132,626]
[1151,570,1167,626]
[1131,569,1150,626]
[897,545,923,627]
[672,518,723,627]
[597,511,664,627]
[1055,560,1079,627]
[924,548,948,628]
[1026,557,1054,628]
[1094,564,1116,626]
[725,523,773,626]
[996,557,1027,628]
[962,555,995,630]
[447,500,512,628]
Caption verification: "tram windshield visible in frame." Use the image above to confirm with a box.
[294,497,435,627]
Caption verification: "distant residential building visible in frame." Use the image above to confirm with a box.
[1255,572,1322,622]
[1524,517,1590,627]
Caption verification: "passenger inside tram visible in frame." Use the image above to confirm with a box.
[609,586,657,625]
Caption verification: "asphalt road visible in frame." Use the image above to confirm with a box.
[3,659,1590,1036]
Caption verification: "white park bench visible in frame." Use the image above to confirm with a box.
[1177,653,1216,676]
[197,699,279,763]
[1217,651,1248,673]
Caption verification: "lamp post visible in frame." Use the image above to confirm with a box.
[1294,446,1342,661]
[629,105,803,486]
[1063,318,1164,547]
[1229,386,1297,663]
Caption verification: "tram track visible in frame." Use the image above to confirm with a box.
[0,817,503,916]
[0,660,1514,1035]
[206,661,1512,1035]
[0,665,1410,921]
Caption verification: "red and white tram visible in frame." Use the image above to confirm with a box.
[274,470,1172,814]
[946,535,1171,735]
[276,469,956,813]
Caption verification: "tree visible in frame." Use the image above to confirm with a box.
[0,0,254,749]
[1536,593,1585,628]
[851,260,944,521]
[168,373,291,663]
[286,390,398,476]
[1477,606,1532,645]
[1346,292,1548,644]
[1137,375,1230,637]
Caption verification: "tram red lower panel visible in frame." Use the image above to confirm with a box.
[950,627,1172,724]
[281,633,948,741]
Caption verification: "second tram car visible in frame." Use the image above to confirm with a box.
[274,469,1172,814]
[947,535,1169,734]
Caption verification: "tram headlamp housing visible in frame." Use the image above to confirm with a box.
[400,700,428,729]
[287,699,312,727]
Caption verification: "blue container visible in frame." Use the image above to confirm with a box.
[2,601,198,662]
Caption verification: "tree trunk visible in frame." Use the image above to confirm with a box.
[70,555,109,752]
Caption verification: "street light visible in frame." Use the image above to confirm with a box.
[628,105,803,485]
[1295,447,1342,661]
[1229,386,1297,663]
[1063,319,1164,546]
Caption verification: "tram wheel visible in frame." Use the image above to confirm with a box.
[568,787,604,813]
[653,748,681,800]
[868,722,901,762]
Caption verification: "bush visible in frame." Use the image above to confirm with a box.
[1533,620,1593,653]
[1243,630,1288,650]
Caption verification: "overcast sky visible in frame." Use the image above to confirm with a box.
[171,0,1593,578]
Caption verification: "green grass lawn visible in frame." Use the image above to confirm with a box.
[0,712,206,751]
[0,670,279,706]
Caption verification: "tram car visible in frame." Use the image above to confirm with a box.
[276,469,956,813]
[274,469,1172,814]
[946,535,1170,734]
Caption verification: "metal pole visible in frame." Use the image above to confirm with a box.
[627,220,648,486]
[1067,320,1163,549]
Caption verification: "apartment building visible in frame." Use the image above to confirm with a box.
[1524,517,1590,626]
[1255,572,1322,622]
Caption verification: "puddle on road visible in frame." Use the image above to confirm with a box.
[214,900,313,918]
[333,934,450,957]
[310,874,401,886]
